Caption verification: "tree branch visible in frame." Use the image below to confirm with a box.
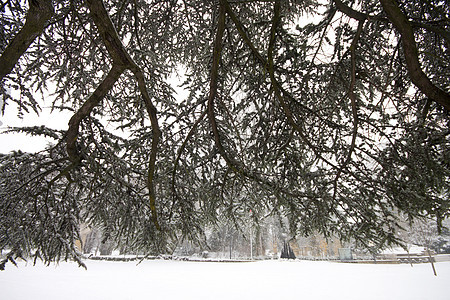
[379,0,450,111]
[256,0,339,171]
[334,0,386,22]
[208,3,234,169]
[209,2,284,191]
[132,68,162,230]
[411,21,450,45]
[79,0,162,229]
[171,109,207,201]
[334,0,368,21]
[0,0,54,81]
[223,0,339,128]
[66,64,125,164]
[333,20,364,200]
[86,0,133,67]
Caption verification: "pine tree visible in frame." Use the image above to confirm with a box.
[1,0,449,268]
[280,241,296,260]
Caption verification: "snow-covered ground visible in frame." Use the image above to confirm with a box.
[1,259,449,300]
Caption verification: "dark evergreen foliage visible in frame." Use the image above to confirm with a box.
[280,241,296,259]
[0,0,449,268]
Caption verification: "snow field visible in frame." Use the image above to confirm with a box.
[1,259,449,300]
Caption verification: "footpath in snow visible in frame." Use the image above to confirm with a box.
[1,259,449,300]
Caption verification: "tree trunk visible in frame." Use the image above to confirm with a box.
[0,0,53,80]
[379,0,450,111]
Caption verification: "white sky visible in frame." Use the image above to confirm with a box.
[0,102,72,153]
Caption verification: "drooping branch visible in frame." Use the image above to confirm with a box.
[225,0,339,171]
[379,0,450,111]
[207,3,234,169]
[333,20,364,200]
[133,68,162,230]
[225,1,340,131]
[226,0,377,198]
[66,64,125,164]
[266,1,303,135]
[267,0,281,76]
[208,2,282,191]
[171,109,207,199]
[70,0,162,228]
[334,0,450,45]
[342,21,363,169]
[0,0,54,81]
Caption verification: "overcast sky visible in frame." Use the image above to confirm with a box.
[0,103,71,153]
